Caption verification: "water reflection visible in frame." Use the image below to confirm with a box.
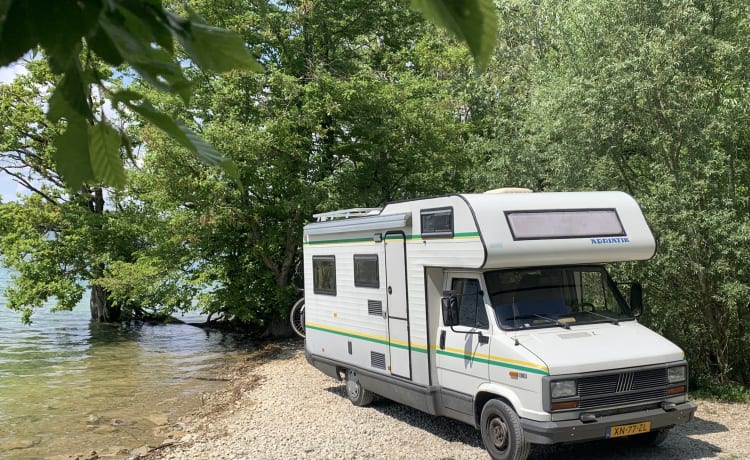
[0,306,253,459]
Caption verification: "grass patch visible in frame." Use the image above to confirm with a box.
[692,381,750,403]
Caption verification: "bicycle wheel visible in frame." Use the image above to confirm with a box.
[289,297,306,338]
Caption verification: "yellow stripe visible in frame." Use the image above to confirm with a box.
[440,345,549,372]
[306,321,545,371]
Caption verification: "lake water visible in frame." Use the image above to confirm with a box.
[0,269,254,459]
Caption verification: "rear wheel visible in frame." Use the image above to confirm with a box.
[480,400,530,460]
[345,369,373,406]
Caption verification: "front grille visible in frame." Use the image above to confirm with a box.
[576,367,671,410]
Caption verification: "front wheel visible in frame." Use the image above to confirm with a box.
[345,369,373,406]
[480,400,530,460]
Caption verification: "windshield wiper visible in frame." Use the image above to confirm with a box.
[585,311,620,325]
[508,314,571,329]
[534,314,571,329]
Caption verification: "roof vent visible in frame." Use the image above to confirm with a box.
[484,187,533,194]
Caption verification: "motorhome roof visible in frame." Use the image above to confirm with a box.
[313,208,382,222]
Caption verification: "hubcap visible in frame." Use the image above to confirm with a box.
[489,416,509,451]
[346,370,360,399]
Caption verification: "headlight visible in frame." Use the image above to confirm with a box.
[667,366,686,383]
[551,380,577,398]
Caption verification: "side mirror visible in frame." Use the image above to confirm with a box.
[441,292,459,327]
[629,282,643,317]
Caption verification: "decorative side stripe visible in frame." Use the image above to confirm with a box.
[306,322,548,375]
[306,322,423,351]
[304,232,480,246]
[435,348,549,375]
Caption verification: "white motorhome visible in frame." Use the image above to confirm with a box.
[303,190,696,460]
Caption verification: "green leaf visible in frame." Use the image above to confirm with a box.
[126,100,241,182]
[88,26,125,67]
[53,116,94,191]
[36,0,101,72]
[47,59,93,122]
[89,122,126,188]
[120,1,174,54]
[174,14,261,73]
[100,12,193,104]
[410,0,498,70]
[0,0,38,66]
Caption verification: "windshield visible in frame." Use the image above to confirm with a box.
[484,266,634,330]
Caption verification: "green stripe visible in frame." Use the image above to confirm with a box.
[305,232,480,246]
[435,349,549,375]
[307,324,548,375]
[305,236,374,245]
[306,323,426,352]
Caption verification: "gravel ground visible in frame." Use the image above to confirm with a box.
[146,341,749,460]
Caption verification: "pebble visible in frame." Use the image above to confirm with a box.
[144,341,750,460]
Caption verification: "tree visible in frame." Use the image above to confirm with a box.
[0,0,498,191]
[501,0,750,386]
[123,0,478,333]
[0,61,193,323]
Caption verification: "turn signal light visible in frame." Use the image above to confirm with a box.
[550,400,578,411]
[666,385,686,396]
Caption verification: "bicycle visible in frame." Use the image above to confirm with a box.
[289,295,305,338]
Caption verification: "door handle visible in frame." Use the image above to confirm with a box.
[387,286,392,295]
[439,330,446,350]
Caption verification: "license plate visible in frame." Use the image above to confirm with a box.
[606,421,651,438]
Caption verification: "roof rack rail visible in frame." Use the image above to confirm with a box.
[313,208,382,222]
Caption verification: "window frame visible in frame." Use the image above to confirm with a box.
[420,207,454,239]
[504,208,626,241]
[353,254,380,288]
[451,277,489,329]
[312,255,337,296]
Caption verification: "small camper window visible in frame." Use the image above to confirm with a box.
[312,255,337,295]
[505,209,625,240]
[420,207,454,238]
[354,254,379,288]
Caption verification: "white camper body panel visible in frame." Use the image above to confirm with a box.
[303,191,694,451]
[303,191,657,389]
[304,195,486,388]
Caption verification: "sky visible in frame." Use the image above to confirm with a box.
[1,59,32,202]
[1,61,27,201]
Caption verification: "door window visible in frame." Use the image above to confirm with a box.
[451,278,489,329]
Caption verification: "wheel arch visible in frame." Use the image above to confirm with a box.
[474,384,524,428]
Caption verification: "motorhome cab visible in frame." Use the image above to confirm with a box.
[303,190,696,460]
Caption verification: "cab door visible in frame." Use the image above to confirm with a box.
[435,273,491,415]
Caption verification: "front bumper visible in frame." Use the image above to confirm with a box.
[521,401,697,445]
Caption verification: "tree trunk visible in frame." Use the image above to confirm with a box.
[90,285,120,323]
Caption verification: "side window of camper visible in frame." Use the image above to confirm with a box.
[421,207,453,238]
[312,255,337,295]
[353,254,379,288]
[452,278,489,329]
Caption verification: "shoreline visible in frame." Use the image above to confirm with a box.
[143,340,749,460]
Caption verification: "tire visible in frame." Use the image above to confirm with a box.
[289,297,305,338]
[629,427,671,447]
[480,400,531,460]
[345,369,373,406]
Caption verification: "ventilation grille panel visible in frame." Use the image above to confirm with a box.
[370,351,386,369]
[368,300,383,316]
